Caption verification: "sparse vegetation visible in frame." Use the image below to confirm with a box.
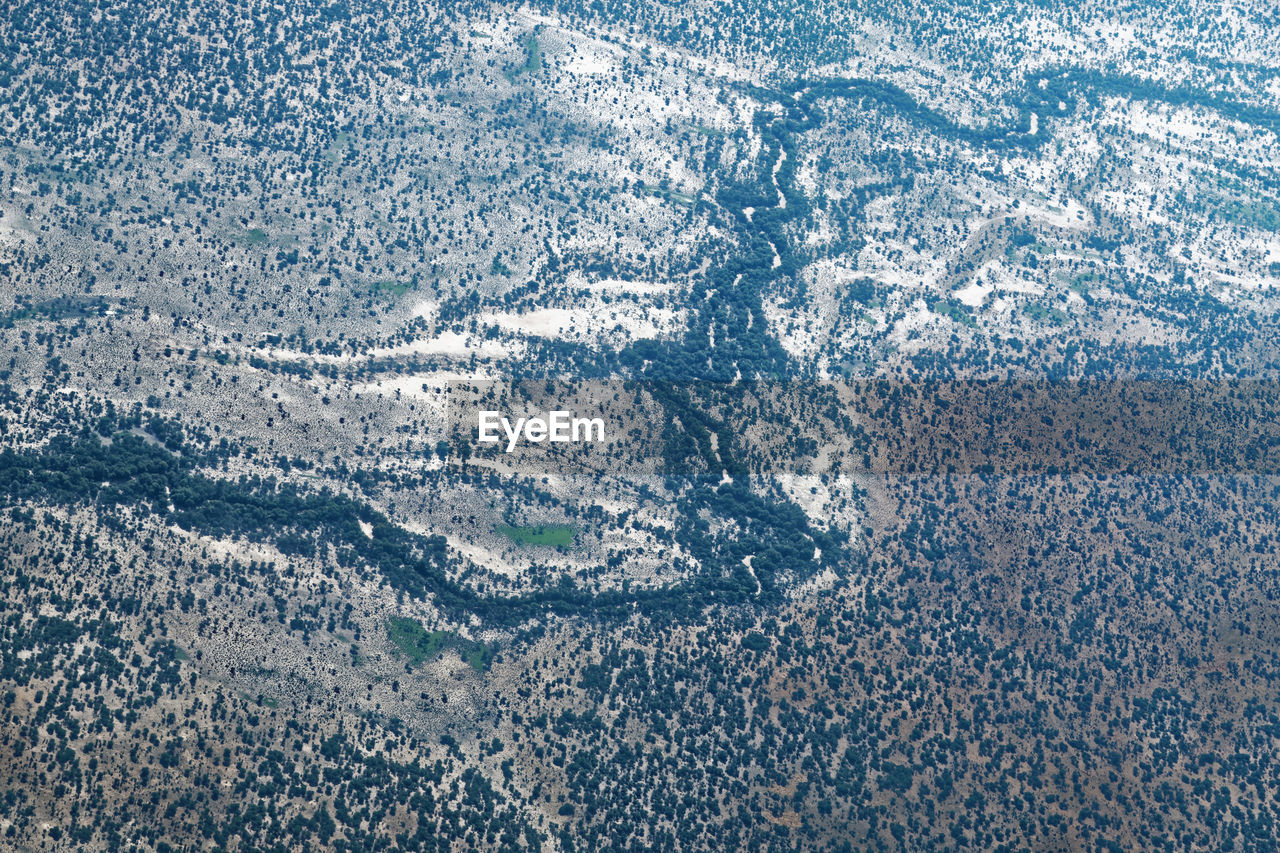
[2,0,1279,849]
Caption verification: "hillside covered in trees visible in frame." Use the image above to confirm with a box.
[3,0,1280,849]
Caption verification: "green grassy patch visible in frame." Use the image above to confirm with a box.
[0,296,111,328]
[464,647,490,673]
[497,524,575,547]
[637,183,695,206]
[387,617,492,672]
[1069,272,1096,295]
[388,617,449,665]
[505,33,541,81]
[241,692,279,708]
[372,280,412,297]
[1025,301,1068,325]
[326,132,351,165]
[931,299,976,326]
[1218,197,1280,232]
[245,228,268,245]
